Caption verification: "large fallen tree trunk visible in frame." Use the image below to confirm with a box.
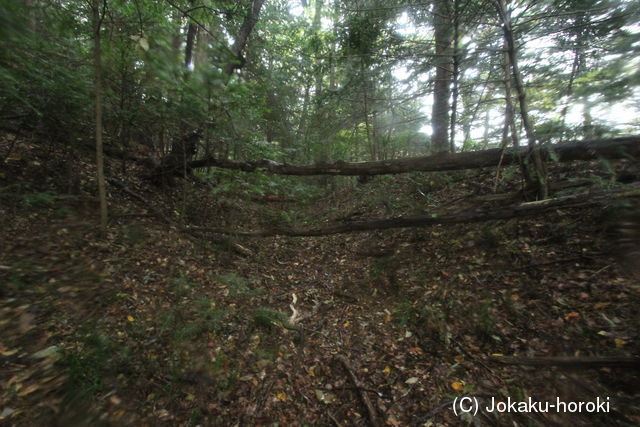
[188,136,640,176]
[189,183,640,237]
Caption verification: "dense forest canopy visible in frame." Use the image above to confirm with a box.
[2,0,639,167]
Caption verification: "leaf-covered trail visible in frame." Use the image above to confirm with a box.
[1,137,639,425]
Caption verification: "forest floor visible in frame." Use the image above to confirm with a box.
[1,133,639,426]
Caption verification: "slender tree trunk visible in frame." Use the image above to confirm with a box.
[449,0,461,153]
[93,0,108,230]
[558,43,581,141]
[329,48,336,90]
[308,0,329,167]
[298,84,310,146]
[170,12,182,64]
[194,22,211,70]
[361,61,375,160]
[313,0,324,99]
[502,41,517,147]
[463,122,472,148]
[558,15,586,141]
[583,102,593,137]
[329,0,339,91]
[431,0,453,153]
[501,38,529,184]
[184,0,197,70]
[184,22,197,69]
[482,108,491,148]
[460,71,491,150]
[497,0,548,198]
[580,54,594,138]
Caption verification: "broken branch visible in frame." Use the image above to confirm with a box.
[491,356,640,369]
[189,183,640,237]
[337,355,380,426]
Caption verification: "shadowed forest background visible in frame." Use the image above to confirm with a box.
[1,0,640,425]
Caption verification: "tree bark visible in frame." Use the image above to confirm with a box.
[501,40,517,148]
[497,0,549,199]
[183,0,197,70]
[361,60,375,160]
[313,0,324,99]
[187,136,640,176]
[449,0,461,154]
[501,38,530,184]
[184,22,197,69]
[558,32,583,141]
[189,183,640,237]
[431,0,453,154]
[194,18,211,70]
[497,0,548,198]
[93,0,108,230]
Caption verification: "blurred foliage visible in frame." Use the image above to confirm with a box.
[0,0,638,179]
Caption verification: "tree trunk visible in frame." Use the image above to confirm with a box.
[190,183,640,237]
[497,0,548,198]
[482,108,491,148]
[184,0,197,70]
[313,0,324,99]
[431,0,453,154]
[559,13,587,142]
[583,94,594,139]
[449,0,461,153]
[93,0,108,231]
[501,38,530,184]
[194,22,211,70]
[501,41,518,148]
[184,22,197,69]
[558,38,582,141]
[361,60,375,160]
[297,84,311,160]
[170,11,182,64]
[187,136,640,176]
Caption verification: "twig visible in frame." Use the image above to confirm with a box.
[253,378,274,422]
[587,264,611,279]
[511,257,584,271]
[106,176,175,225]
[413,400,455,424]
[106,176,253,256]
[315,386,384,397]
[493,147,508,192]
[328,412,341,426]
[336,355,380,426]
[491,356,640,369]
[451,337,505,386]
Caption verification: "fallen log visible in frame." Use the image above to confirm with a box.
[188,136,640,176]
[188,183,640,237]
[491,355,640,369]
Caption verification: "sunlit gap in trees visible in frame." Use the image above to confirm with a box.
[391,9,640,148]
